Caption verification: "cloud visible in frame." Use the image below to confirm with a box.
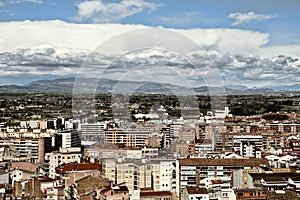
[177,28,269,55]
[258,45,300,58]
[1,20,299,87]
[74,0,159,23]
[1,43,300,87]
[228,12,277,26]
[0,44,111,85]
[219,53,300,87]
[0,20,271,56]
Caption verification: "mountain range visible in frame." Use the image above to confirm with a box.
[0,78,299,95]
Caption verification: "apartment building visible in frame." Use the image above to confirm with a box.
[104,128,154,147]
[45,147,82,179]
[268,123,300,134]
[161,126,171,148]
[85,145,143,160]
[79,122,107,144]
[232,135,263,158]
[176,158,269,199]
[53,129,81,149]
[194,139,213,157]
[102,159,175,196]
[0,138,45,163]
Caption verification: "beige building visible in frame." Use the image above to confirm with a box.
[102,159,175,196]
[103,160,151,194]
[45,147,81,179]
[40,121,48,130]
[0,138,45,163]
[104,128,155,147]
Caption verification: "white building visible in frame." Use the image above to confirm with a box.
[233,135,263,158]
[59,130,81,149]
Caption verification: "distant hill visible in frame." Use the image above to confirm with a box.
[267,84,300,91]
[0,78,299,95]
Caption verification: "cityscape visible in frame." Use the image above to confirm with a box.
[1,0,300,200]
[1,92,300,200]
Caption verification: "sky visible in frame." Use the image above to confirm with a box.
[0,0,300,88]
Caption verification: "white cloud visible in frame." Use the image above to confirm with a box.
[75,0,159,23]
[228,12,277,26]
[0,20,270,56]
[177,28,269,55]
[0,20,147,52]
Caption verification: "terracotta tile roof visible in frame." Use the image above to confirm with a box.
[140,191,172,197]
[186,186,208,194]
[266,189,300,200]
[39,177,55,182]
[178,158,270,167]
[57,162,99,174]
[195,139,212,144]
[11,162,38,172]
[140,187,153,191]
[235,188,264,192]
[250,172,300,182]
[211,179,223,184]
